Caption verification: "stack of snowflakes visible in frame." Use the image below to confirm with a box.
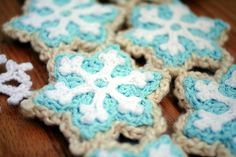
[1,0,235,157]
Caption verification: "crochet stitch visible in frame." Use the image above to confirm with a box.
[3,0,125,61]
[116,2,231,75]
[0,56,33,105]
[21,45,170,155]
[87,135,186,157]
[173,65,236,157]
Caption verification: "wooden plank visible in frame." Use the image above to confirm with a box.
[0,1,72,156]
[0,0,235,157]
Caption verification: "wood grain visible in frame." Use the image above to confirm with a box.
[0,0,235,157]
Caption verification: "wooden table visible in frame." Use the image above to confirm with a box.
[0,0,235,156]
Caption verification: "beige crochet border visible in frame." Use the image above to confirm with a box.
[172,64,235,157]
[116,7,232,76]
[2,0,126,62]
[20,45,171,155]
[85,134,187,157]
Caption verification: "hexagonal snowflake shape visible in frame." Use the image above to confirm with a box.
[173,65,236,157]
[117,2,231,75]
[21,45,170,155]
[87,135,186,157]
[3,0,125,61]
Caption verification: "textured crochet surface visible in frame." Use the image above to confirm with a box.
[20,44,170,155]
[3,0,125,61]
[0,54,33,105]
[117,1,231,75]
[173,65,236,157]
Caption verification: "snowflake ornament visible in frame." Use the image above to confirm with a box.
[174,65,236,157]
[116,2,231,75]
[21,45,170,155]
[3,0,125,61]
[87,135,186,157]
[0,55,33,105]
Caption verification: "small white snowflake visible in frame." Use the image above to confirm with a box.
[0,58,33,105]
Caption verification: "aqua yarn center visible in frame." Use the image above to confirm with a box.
[94,78,108,88]
[170,23,182,31]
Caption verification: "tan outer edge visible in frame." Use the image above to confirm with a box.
[172,63,235,157]
[20,48,171,155]
[2,0,126,62]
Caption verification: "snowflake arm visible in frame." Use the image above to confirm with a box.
[45,82,93,105]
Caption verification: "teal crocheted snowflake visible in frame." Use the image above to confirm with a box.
[21,44,170,155]
[117,2,229,72]
[3,0,124,60]
[175,65,236,156]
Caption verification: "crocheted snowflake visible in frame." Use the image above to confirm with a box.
[21,45,169,155]
[4,0,124,60]
[117,2,229,69]
[88,135,186,157]
[0,55,33,105]
[176,65,236,156]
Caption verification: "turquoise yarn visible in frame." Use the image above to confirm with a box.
[124,2,228,67]
[183,65,236,155]
[88,135,185,157]
[34,45,163,140]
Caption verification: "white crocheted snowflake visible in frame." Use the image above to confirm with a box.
[46,47,154,124]
[0,57,33,105]
[21,0,115,39]
[132,3,215,56]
